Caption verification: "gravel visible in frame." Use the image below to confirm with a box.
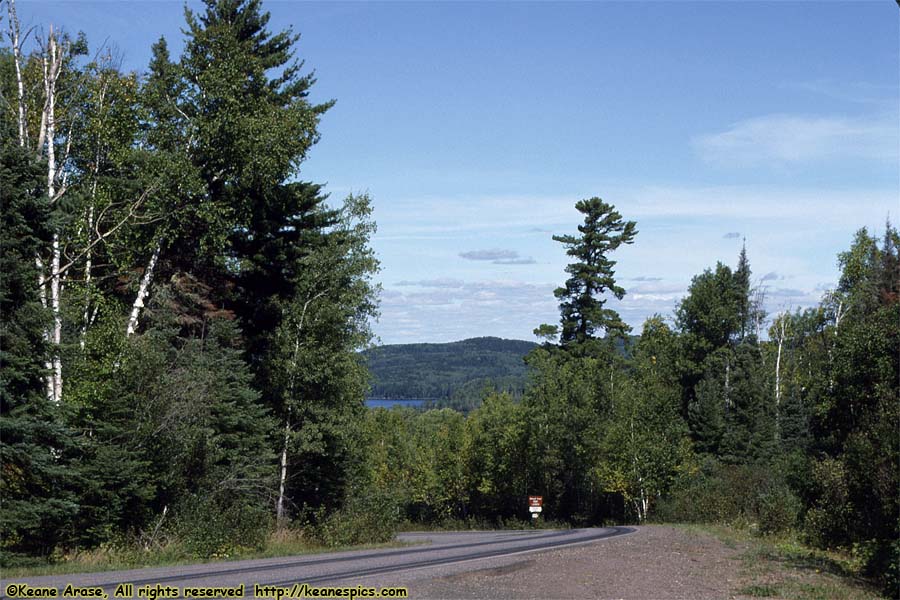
[404,525,743,599]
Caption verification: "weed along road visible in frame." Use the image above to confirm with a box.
[1,528,635,599]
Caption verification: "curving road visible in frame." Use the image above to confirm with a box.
[1,527,635,598]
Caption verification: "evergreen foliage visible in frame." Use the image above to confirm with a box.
[0,0,378,565]
[0,128,79,564]
[1,4,896,595]
[549,197,637,346]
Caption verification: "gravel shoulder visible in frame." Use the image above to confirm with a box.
[405,525,741,600]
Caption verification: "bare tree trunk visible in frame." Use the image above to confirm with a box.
[276,408,291,526]
[81,72,105,348]
[36,255,55,401]
[724,360,732,409]
[827,297,846,395]
[773,316,787,442]
[125,242,161,338]
[274,291,327,524]
[630,411,646,523]
[50,235,62,403]
[80,202,94,349]
[6,0,28,147]
[44,29,63,404]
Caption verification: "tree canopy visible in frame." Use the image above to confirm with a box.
[545,197,637,347]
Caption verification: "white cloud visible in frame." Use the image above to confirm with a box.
[459,248,537,265]
[370,183,896,343]
[460,248,519,261]
[377,278,559,343]
[372,185,896,244]
[693,113,898,166]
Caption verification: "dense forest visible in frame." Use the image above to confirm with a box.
[2,0,378,564]
[358,201,898,594]
[1,0,897,596]
[363,337,536,411]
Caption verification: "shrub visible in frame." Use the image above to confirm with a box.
[312,490,399,548]
[173,496,270,558]
[756,484,801,535]
[802,458,851,548]
[656,459,801,535]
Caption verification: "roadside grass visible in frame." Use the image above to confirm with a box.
[675,524,885,600]
[397,516,571,532]
[2,529,408,579]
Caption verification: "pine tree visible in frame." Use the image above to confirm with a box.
[549,197,637,347]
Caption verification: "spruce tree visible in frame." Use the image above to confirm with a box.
[0,129,78,563]
[735,242,752,340]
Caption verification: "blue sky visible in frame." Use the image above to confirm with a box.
[18,1,900,344]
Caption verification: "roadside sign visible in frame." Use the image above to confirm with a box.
[529,506,542,513]
[528,496,543,508]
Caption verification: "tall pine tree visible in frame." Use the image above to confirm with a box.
[545,197,637,347]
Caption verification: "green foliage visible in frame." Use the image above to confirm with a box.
[464,393,530,519]
[522,347,611,522]
[550,197,637,345]
[71,282,275,548]
[802,458,852,548]
[310,490,400,548]
[718,343,775,464]
[363,337,536,404]
[756,484,802,535]
[657,461,798,534]
[0,131,79,565]
[2,7,898,597]
[267,194,380,519]
[173,495,271,558]
[596,320,691,522]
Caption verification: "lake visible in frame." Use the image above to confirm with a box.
[365,398,428,409]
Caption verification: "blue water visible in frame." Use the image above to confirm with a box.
[365,398,428,409]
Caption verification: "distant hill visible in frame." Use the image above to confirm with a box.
[362,337,538,411]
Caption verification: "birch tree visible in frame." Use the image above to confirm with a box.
[598,318,689,523]
[770,311,791,441]
[262,194,379,524]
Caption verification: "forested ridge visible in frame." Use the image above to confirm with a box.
[362,337,536,410]
[1,1,897,596]
[362,336,634,412]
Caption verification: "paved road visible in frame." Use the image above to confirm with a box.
[1,528,635,599]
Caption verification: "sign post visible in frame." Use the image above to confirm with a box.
[528,496,542,524]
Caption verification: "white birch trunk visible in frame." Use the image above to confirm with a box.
[45,30,63,404]
[50,235,62,403]
[827,297,845,394]
[773,317,786,442]
[6,0,27,147]
[125,242,161,338]
[276,410,291,526]
[274,292,327,523]
[80,202,94,349]
[724,360,731,409]
[37,258,55,402]
[81,69,104,347]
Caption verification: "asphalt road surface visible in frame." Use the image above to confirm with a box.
[1,528,635,599]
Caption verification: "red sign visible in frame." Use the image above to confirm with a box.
[528,496,543,507]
